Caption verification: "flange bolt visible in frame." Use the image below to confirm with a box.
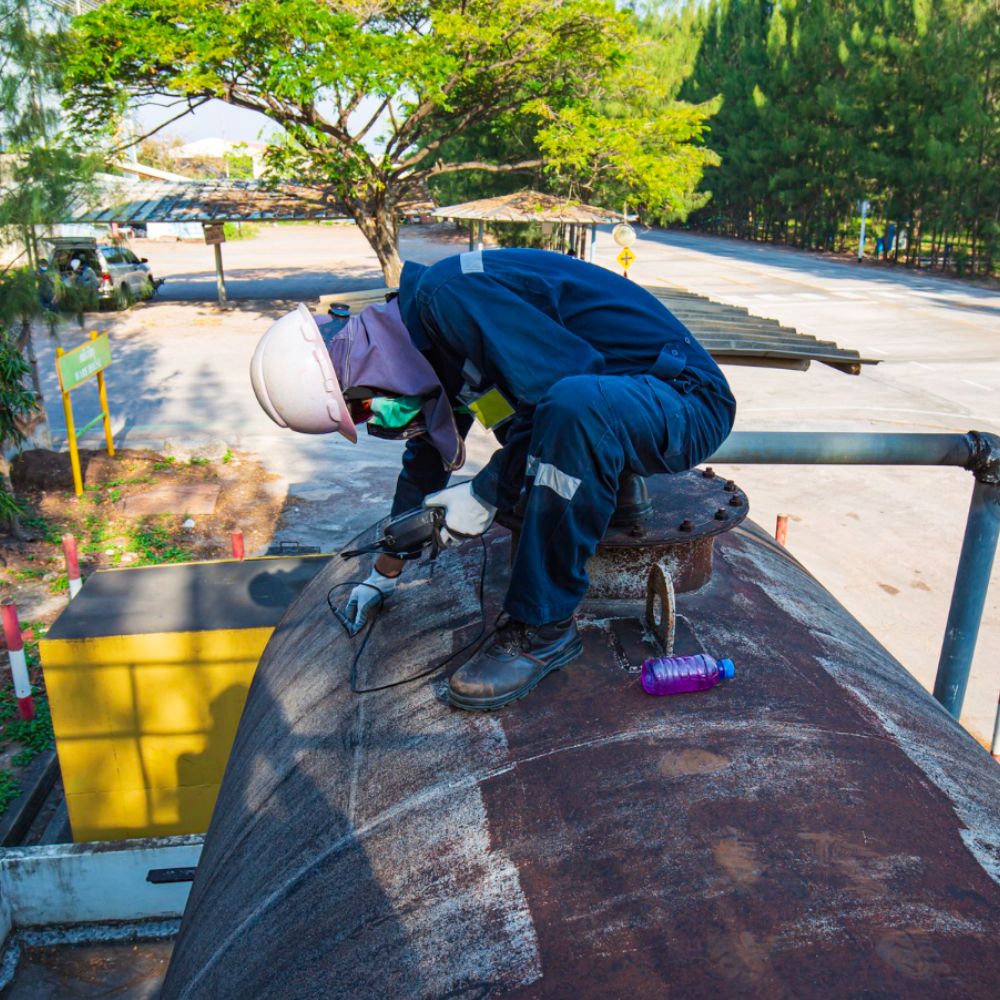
[679,519,694,532]
[714,508,728,520]
[724,479,737,492]
[729,495,743,507]
[702,467,716,479]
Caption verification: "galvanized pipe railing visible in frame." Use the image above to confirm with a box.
[708,431,1000,721]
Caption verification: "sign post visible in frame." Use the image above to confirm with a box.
[55,330,114,497]
[616,245,636,277]
[857,199,871,261]
[612,220,637,279]
[203,223,228,305]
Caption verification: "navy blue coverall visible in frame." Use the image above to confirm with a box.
[393,248,736,626]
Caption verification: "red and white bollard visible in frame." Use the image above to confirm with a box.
[231,530,245,561]
[1,600,35,721]
[775,514,789,546]
[62,533,82,598]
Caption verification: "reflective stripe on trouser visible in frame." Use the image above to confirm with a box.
[503,373,725,625]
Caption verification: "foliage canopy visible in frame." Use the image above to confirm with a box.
[63,1,721,278]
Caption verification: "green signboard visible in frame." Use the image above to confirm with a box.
[57,333,112,391]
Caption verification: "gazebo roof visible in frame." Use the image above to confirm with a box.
[433,190,622,225]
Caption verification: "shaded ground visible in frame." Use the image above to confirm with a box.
[0,939,172,999]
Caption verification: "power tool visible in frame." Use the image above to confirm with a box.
[339,506,446,562]
[332,507,446,638]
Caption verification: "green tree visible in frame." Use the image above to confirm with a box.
[1,0,98,523]
[63,0,634,283]
[529,6,719,224]
[683,0,999,274]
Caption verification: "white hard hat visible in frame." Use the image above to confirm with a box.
[69,258,81,271]
[250,304,357,440]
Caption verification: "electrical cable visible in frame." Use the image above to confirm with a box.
[327,535,493,694]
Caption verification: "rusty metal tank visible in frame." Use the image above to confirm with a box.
[162,473,1000,999]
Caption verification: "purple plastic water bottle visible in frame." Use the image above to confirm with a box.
[641,653,736,696]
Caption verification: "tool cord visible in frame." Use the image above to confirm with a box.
[327,535,491,693]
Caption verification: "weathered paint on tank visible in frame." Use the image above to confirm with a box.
[162,519,1000,999]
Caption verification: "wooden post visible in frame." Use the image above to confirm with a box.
[477,220,484,251]
[214,242,227,305]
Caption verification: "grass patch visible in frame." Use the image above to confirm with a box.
[128,519,193,565]
[0,771,19,813]
[12,568,45,582]
[222,450,233,464]
[20,511,62,545]
[3,698,55,768]
[188,456,210,467]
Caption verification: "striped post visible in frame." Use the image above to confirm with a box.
[1,601,35,721]
[775,514,789,546]
[231,530,245,561]
[63,533,82,598]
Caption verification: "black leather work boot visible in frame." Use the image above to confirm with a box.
[448,616,583,711]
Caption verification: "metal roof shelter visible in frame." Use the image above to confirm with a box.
[320,284,876,375]
[66,175,349,304]
[67,176,348,226]
[433,190,625,260]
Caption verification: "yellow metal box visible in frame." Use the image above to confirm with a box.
[39,555,329,842]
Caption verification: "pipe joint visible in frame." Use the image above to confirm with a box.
[964,431,1000,486]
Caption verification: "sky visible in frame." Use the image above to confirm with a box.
[134,98,280,145]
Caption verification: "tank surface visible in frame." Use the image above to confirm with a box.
[162,518,1000,999]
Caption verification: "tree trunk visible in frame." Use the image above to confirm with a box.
[0,457,23,539]
[353,198,403,287]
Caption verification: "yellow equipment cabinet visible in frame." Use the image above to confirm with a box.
[39,555,329,842]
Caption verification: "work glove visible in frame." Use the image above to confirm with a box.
[424,481,497,547]
[344,567,399,629]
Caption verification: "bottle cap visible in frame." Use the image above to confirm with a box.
[718,658,736,679]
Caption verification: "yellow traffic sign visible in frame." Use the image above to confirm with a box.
[616,246,636,271]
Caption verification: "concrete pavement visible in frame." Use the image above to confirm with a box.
[605,230,999,745]
[29,223,1000,743]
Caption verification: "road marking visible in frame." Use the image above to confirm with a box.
[867,348,889,356]
[961,379,992,391]
[910,361,932,370]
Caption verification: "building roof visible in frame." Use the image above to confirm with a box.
[65,175,349,224]
[433,190,623,225]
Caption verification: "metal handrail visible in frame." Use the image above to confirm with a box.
[709,430,1000,722]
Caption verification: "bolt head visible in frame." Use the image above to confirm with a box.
[679,519,694,532]
[729,495,742,507]
[724,480,737,492]
[714,508,728,520]
[702,467,716,479]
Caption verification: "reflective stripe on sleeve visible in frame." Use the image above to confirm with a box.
[460,250,484,274]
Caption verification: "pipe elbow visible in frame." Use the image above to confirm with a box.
[964,431,1000,485]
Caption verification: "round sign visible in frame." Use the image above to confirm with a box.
[612,223,636,248]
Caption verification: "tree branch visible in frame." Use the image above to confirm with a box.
[352,94,392,143]
[106,96,211,155]
[407,158,541,181]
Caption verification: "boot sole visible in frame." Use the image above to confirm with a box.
[448,637,584,712]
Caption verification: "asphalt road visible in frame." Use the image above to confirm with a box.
[29,223,1000,743]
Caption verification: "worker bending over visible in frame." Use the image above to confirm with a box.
[251,248,736,711]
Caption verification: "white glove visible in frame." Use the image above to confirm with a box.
[424,481,496,547]
[344,567,399,629]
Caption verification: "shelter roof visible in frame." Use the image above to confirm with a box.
[433,190,622,225]
[65,175,349,225]
[320,283,876,375]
